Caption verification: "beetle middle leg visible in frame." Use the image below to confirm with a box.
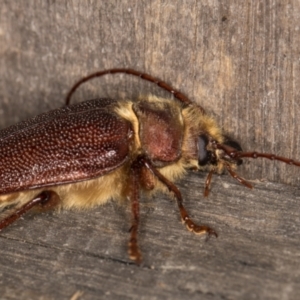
[127,160,143,264]
[140,156,218,238]
[0,191,60,231]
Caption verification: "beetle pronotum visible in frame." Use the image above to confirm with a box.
[0,68,299,264]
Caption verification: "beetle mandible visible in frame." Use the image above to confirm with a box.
[0,68,299,264]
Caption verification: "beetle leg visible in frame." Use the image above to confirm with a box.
[141,156,218,238]
[0,191,60,231]
[127,160,142,264]
[225,164,253,189]
[204,168,215,197]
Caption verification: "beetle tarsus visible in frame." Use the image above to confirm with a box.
[183,216,218,238]
[128,236,142,264]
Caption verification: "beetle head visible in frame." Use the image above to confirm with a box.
[197,131,300,196]
[197,134,243,168]
[197,134,254,195]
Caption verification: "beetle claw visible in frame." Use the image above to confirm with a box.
[183,217,218,238]
[128,239,142,264]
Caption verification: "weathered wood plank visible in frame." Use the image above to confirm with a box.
[0,174,299,299]
[0,1,299,299]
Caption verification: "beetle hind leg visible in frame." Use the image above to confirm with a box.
[0,191,60,231]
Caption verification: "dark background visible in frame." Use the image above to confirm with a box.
[0,1,299,299]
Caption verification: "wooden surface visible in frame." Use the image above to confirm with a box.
[0,175,299,299]
[0,1,300,299]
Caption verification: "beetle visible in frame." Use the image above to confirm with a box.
[0,68,299,264]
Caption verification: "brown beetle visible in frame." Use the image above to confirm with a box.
[0,68,299,264]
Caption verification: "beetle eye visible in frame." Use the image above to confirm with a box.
[223,138,243,152]
[198,134,210,166]
[223,138,243,165]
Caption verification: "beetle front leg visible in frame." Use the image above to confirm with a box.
[0,191,60,231]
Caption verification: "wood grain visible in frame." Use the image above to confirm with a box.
[0,1,299,299]
[0,173,299,299]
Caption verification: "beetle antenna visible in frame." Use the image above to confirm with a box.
[216,143,300,168]
[235,152,300,167]
[65,68,202,109]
